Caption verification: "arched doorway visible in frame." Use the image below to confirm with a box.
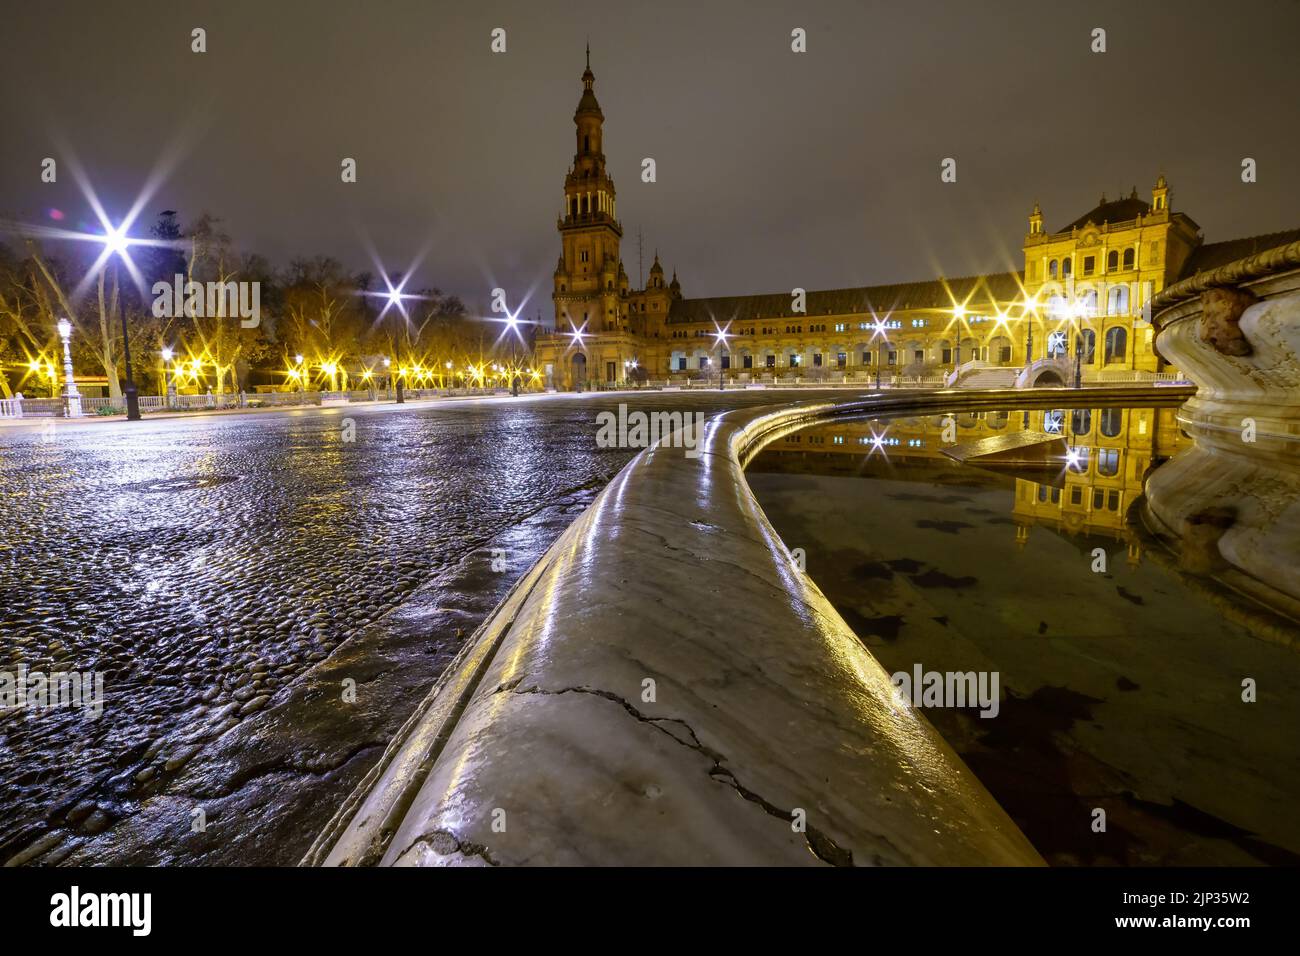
[571,352,588,391]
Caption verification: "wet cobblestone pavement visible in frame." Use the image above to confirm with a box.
[0,391,794,865]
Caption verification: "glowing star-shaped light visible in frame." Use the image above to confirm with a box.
[568,320,588,349]
[366,272,423,322]
[865,427,890,458]
[712,320,732,347]
[104,226,130,256]
[486,302,532,348]
[360,240,431,327]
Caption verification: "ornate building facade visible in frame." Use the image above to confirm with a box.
[533,56,1300,391]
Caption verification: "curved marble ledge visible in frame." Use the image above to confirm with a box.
[303,386,1187,867]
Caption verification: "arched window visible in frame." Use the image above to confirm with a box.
[1107,285,1129,315]
[1107,250,1118,271]
[584,135,590,151]
[1062,257,1072,277]
[1104,326,1127,363]
[1047,329,1068,357]
[1049,259,1058,279]
[1122,248,1135,270]
[1097,448,1120,476]
[1099,407,1123,437]
[1078,329,1096,363]
[1071,408,1091,435]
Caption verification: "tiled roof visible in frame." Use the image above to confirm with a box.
[1180,228,1300,279]
[667,272,1024,325]
[1057,197,1150,233]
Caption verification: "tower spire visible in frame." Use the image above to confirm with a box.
[586,40,590,70]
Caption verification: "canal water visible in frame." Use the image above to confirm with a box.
[747,404,1300,866]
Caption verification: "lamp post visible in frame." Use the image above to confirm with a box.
[445,361,453,398]
[161,347,176,409]
[383,357,392,399]
[56,318,83,418]
[1023,319,1034,427]
[118,276,141,420]
[97,233,140,420]
[1073,331,1083,389]
[713,325,730,390]
[295,354,306,394]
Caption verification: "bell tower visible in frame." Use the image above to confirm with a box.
[554,46,622,335]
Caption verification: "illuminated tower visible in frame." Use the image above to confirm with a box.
[553,46,622,338]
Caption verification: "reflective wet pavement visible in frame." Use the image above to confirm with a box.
[747,406,1300,865]
[0,391,795,865]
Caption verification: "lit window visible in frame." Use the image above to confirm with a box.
[1097,448,1120,476]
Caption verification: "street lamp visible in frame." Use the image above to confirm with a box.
[119,290,140,419]
[295,354,306,393]
[90,225,141,420]
[161,347,176,408]
[712,323,731,390]
[951,305,966,374]
[56,318,83,418]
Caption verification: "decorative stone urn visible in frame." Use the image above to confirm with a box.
[1151,240,1300,460]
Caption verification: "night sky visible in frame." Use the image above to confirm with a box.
[1,0,1296,313]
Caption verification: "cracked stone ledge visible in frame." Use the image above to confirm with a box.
[303,392,1150,866]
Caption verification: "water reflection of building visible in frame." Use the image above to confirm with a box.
[756,406,1188,558]
[1012,406,1186,555]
